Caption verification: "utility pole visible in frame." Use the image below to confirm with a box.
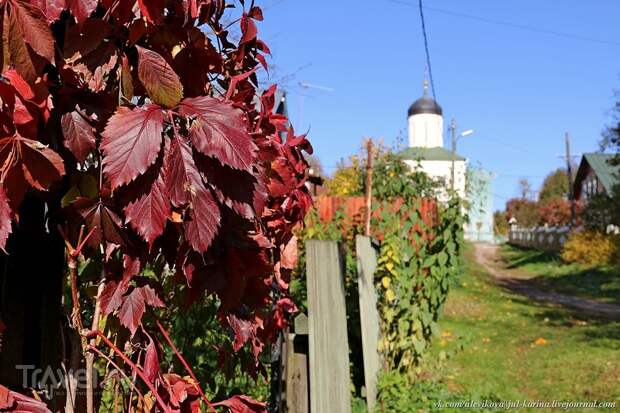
[565,132,576,227]
[450,118,456,191]
[364,139,374,236]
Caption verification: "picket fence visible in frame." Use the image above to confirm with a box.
[508,226,571,251]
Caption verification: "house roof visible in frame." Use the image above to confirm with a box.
[574,152,620,197]
[401,146,466,162]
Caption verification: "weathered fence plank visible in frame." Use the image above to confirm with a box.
[284,314,309,413]
[356,235,381,413]
[306,240,351,413]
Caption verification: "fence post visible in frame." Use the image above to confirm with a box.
[306,240,351,413]
[355,235,381,413]
[284,314,309,413]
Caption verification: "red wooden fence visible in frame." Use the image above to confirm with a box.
[314,196,438,228]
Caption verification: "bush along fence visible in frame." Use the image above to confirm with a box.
[508,226,571,251]
[283,196,465,413]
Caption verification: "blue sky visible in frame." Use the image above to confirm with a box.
[257,0,620,209]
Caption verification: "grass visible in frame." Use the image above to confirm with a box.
[499,244,620,304]
[417,243,620,412]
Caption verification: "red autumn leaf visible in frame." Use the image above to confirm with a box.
[226,314,254,353]
[137,281,165,308]
[0,135,65,192]
[178,96,256,171]
[118,287,146,336]
[12,96,37,137]
[30,0,65,23]
[0,385,12,409]
[137,46,183,108]
[165,135,221,252]
[74,198,125,247]
[61,110,96,162]
[184,188,220,254]
[3,69,35,100]
[248,6,263,21]
[137,0,164,24]
[164,135,203,207]
[0,384,51,413]
[0,186,12,253]
[8,0,55,63]
[3,3,36,84]
[143,336,159,383]
[214,395,267,413]
[100,255,140,315]
[118,283,164,336]
[101,104,164,189]
[123,172,170,247]
[239,14,257,45]
[66,0,97,24]
[280,236,297,270]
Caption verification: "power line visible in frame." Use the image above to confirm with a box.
[418,0,437,99]
[388,0,620,47]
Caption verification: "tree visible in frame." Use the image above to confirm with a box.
[0,1,311,412]
[518,178,533,200]
[538,198,584,227]
[493,210,508,236]
[539,168,569,203]
[600,89,620,160]
[324,144,441,199]
[324,156,364,196]
[506,198,540,228]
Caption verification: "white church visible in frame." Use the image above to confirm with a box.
[402,81,467,200]
[401,81,496,242]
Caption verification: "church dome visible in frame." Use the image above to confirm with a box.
[408,80,442,117]
[408,96,442,117]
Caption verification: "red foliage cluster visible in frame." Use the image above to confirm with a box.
[538,198,584,227]
[0,0,311,411]
[506,198,583,228]
[0,384,49,413]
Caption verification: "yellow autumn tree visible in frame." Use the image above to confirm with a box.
[324,155,364,196]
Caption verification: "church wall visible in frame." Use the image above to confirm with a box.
[404,159,467,200]
[407,114,444,148]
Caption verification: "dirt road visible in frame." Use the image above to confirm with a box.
[473,243,620,320]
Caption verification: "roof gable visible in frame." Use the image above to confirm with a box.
[574,152,620,197]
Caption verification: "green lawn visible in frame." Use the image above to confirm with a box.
[419,243,620,412]
[499,244,620,304]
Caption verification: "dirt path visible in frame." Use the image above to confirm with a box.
[473,243,620,320]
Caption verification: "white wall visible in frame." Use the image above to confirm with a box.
[404,159,467,200]
[407,114,444,148]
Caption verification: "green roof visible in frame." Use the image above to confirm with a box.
[581,153,620,193]
[400,146,466,161]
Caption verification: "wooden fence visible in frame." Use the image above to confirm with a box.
[281,198,440,412]
[283,237,381,413]
[314,196,437,227]
[508,226,570,251]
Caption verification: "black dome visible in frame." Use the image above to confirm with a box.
[408,95,443,117]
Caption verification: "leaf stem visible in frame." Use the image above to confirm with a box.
[155,319,217,412]
[88,330,171,413]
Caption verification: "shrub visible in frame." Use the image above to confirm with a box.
[374,370,499,413]
[561,230,620,266]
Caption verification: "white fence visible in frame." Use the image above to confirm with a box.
[508,226,571,251]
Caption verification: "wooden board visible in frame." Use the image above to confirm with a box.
[306,240,351,413]
[284,333,309,413]
[356,235,381,413]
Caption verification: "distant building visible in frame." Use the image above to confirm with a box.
[401,80,495,241]
[401,80,467,200]
[464,168,495,242]
[573,153,620,202]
